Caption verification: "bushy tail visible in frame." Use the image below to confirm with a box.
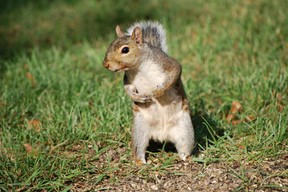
[127,21,168,53]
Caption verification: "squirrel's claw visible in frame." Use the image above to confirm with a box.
[133,95,152,103]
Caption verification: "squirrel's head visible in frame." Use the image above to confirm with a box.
[103,25,144,72]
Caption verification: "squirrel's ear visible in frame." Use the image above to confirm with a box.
[132,27,143,45]
[116,25,125,37]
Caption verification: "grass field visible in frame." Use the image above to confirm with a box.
[0,0,287,191]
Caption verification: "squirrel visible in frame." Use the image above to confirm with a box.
[103,21,195,165]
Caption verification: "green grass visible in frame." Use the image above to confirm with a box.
[0,0,287,191]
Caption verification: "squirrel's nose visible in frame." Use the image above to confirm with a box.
[103,60,110,69]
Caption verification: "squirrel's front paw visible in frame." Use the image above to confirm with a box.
[134,94,152,103]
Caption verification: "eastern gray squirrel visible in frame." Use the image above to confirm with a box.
[103,21,195,165]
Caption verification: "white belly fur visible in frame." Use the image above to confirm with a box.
[129,60,188,142]
[138,89,186,142]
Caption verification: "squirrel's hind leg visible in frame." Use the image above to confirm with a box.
[171,112,195,161]
[132,112,150,165]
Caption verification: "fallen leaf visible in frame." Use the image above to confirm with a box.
[226,114,234,124]
[28,119,41,132]
[238,145,245,149]
[227,101,242,124]
[26,72,36,87]
[230,101,242,114]
[26,72,33,80]
[277,104,284,112]
[245,115,256,122]
[232,120,242,126]
[23,143,33,153]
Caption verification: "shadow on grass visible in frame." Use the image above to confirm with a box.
[191,111,224,155]
[146,110,224,158]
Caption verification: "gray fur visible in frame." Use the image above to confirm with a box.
[127,21,168,53]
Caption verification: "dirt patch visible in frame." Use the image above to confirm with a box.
[70,147,288,191]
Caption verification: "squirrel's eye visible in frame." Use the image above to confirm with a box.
[121,47,129,54]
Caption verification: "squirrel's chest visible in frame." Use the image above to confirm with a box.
[127,64,165,94]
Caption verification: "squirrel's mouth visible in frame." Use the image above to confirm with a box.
[112,63,129,72]
[103,60,130,72]
[114,67,128,72]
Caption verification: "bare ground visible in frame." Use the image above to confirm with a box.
[70,147,288,192]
